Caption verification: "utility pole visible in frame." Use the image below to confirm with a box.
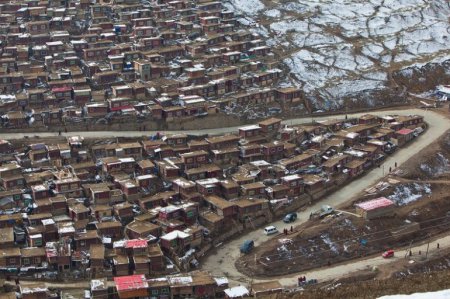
[405,240,413,259]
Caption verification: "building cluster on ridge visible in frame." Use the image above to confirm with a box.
[0,112,424,298]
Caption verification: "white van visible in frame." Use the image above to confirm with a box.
[264,225,278,235]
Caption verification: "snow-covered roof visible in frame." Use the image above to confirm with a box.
[239,125,261,131]
[168,276,193,285]
[161,230,190,241]
[213,277,229,286]
[224,286,250,298]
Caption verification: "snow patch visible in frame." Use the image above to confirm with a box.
[388,183,432,206]
[420,153,450,177]
[321,233,339,254]
[264,9,281,18]
[378,289,450,299]
[225,0,264,16]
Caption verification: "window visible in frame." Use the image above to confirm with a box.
[80,240,86,247]
[161,288,169,294]
[151,289,159,295]
[9,258,16,264]
[23,258,30,265]
[64,264,70,269]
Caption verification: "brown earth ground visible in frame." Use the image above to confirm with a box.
[269,251,450,299]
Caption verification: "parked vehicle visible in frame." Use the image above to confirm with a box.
[382,249,394,258]
[240,240,254,254]
[319,205,334,218]
[283,212,297,223]
[264,226,278,235]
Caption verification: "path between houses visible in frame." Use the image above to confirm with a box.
[200,109,450,286]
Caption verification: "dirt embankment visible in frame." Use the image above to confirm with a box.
[393,59,450,94]
[272,264,450,299]
[399,130,450,181]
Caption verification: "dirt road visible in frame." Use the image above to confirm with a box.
[200,109,450,286]
[15,280,90,289]
[276,236,450,288]
[0,108,443,140]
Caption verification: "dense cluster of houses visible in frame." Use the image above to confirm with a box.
[0,0,305,129]
[0,113,424,298]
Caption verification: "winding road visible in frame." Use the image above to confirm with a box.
[2,108,449,289]
[197,109,450,287]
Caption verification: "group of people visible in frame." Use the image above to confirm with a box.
[298,276,307,285]
[283,226,293,235]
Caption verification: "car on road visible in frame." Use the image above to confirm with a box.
[382,249,394,258]
[264,225,278,235]
[283,212,297,223]
[319,205,334,218]
[240,240,254,254]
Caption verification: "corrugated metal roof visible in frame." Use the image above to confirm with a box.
[356,197,394,211]
[114,274,148,291]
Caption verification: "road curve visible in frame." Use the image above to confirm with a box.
[2,109,448,288]
[0,108,443,140]
[200,109,450,286]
